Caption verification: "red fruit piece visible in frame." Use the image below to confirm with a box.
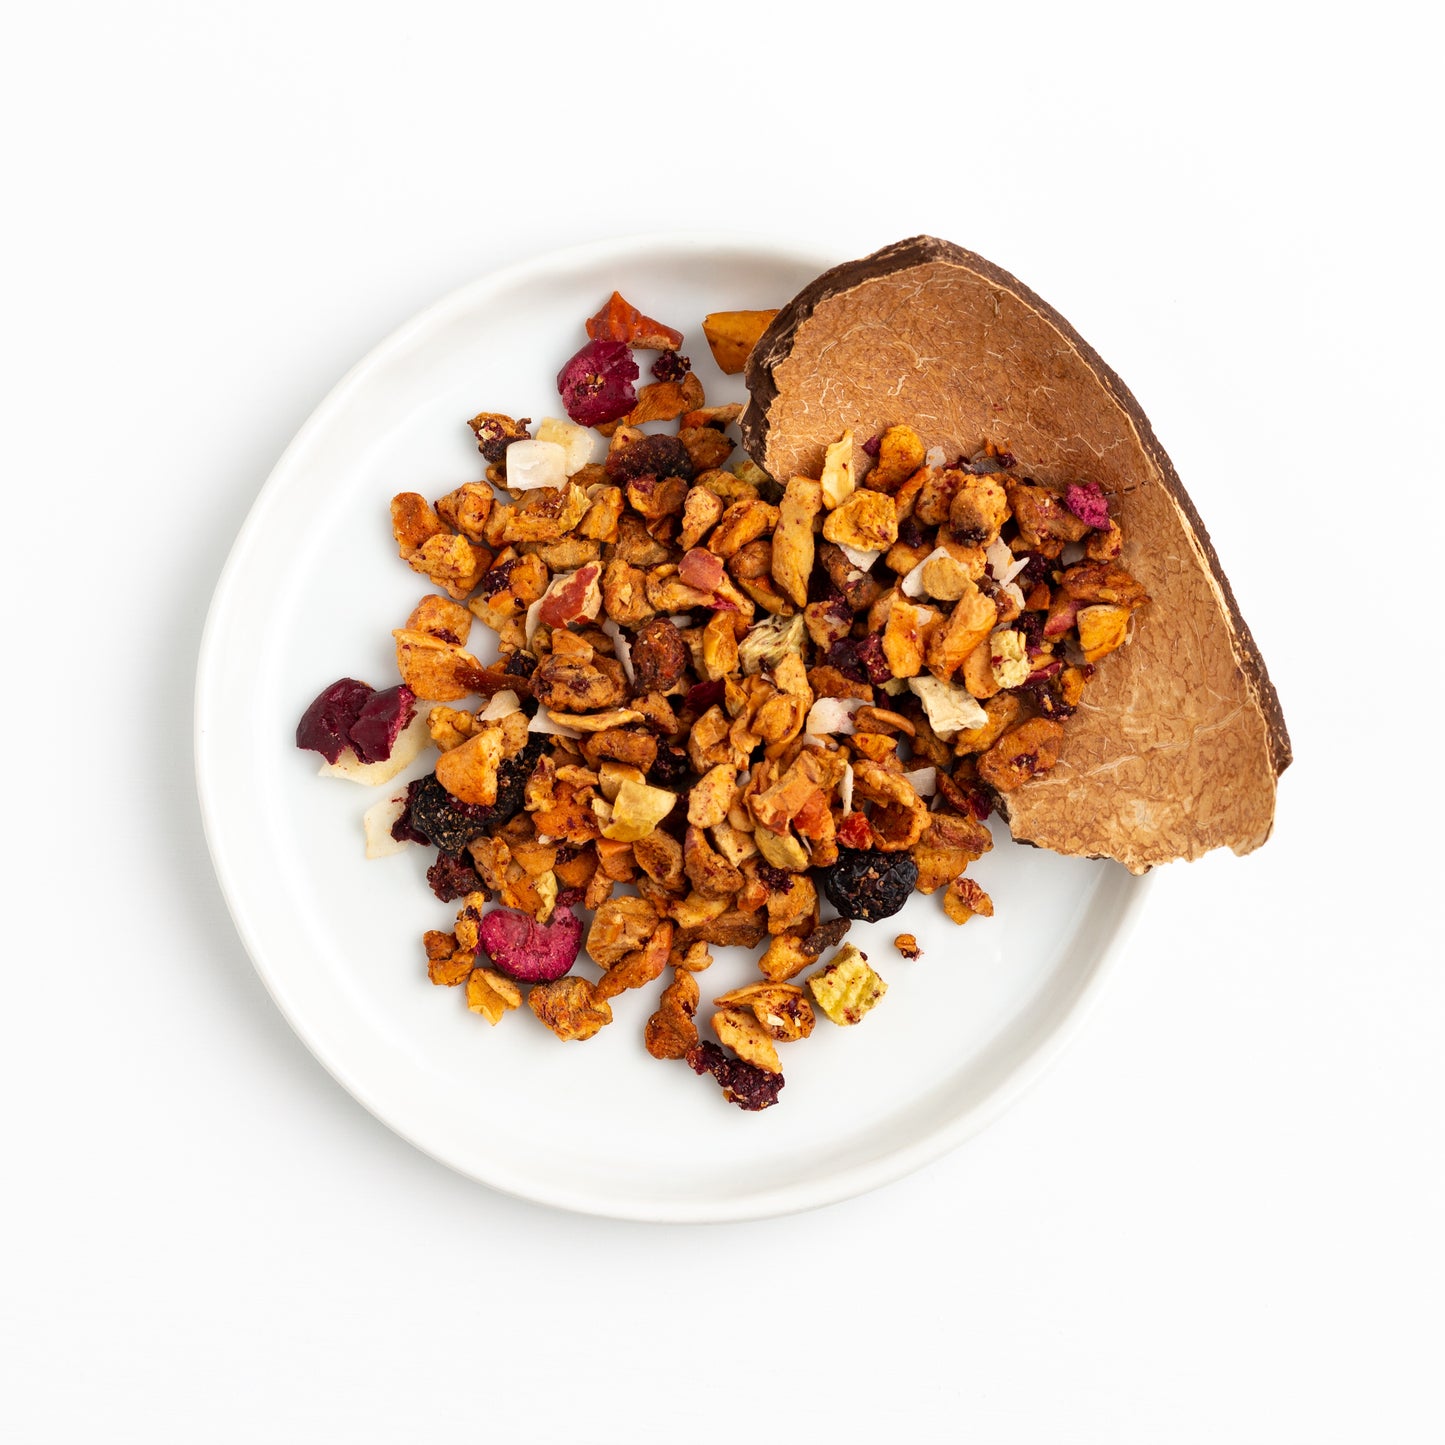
[585,291,684,351]
[296,677,374,764]
[478,905,583,983]
[537,563,601,630]
[556,339,639,427]
[678,548,724,594]
[1063,481,1111,530]
[348,684,417,764]
[837,811,874,851]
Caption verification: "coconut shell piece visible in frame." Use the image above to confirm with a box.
[741,236,1289,872]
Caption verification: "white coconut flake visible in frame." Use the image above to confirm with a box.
[318,709,430,786]
[528,710,582,739]
[477,689,521,721]
[534,416,603,475]
[838,543,881,571]
[524,596,545,645]
[924,445,947,468]
[900,546,954,598]
[804,695,866,735]
[985,537,1014,581]
[601,619,635,685]
[903,766,938,798]
[1001,581,1026,612]
[362,793,411,858]
[503,438,568,490]
[906,675,988,736]
[1060,541,1086,565]
[839,762,854,814]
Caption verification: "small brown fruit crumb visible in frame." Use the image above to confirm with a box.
[894,933,922,961]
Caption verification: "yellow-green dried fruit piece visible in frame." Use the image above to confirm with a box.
[806,943,887,1026]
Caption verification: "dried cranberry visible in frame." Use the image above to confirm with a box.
[648,745,690,787]
[651,350,691,382]
[1015,552,1052,590]
[476,560,518,599]
[824,637,866,681]
[896,516,925,549]
[821,847,918,922]
[854,632,892,685]
[1064,481,1110,530]
[603,433,695,484]
[296,678,374,764]
[348,684,416,764]
[756,863,794,892]
[862,434,882,458]
[1022,678,1075,721]
[391,779,432,845]
[686,1041,784,1112]
[1015,611,1047,652]
[427,851,481,902]
[556,339,639,427]
[684,678,725,713]
[504,650,538,678]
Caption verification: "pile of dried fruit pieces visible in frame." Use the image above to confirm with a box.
[296,291,1150,1111]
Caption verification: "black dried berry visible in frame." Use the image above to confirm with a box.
[404,737,544,852]
[820,848,919,922]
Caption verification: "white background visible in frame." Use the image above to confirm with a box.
[3,3,1439,1441]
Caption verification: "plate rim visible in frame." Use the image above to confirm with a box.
[195,231,1153,1222]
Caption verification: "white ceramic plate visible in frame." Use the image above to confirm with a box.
[196,234,1149,1222]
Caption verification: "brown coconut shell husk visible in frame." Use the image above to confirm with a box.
[741,236,1289,873]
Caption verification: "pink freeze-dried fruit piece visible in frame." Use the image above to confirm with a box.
[1063,481,1111,530]
[296,677,374,764]
[348,684,417,764]
[556,339,639,427]
[478,904,583,983]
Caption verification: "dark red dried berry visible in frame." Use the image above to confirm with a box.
[854,631,892,685]
[686,1041,784,1112]
[650,350,691,382]
[896,515,926,549]
[824,637,867,681]
[648,745,690,787]
[1015,552,1052,590]
[348,684,416,764]
[391,779,432,845]
[603,433,695,484]
[684,678,725,713]
[1015,611,1047,652]
[503,650,538,678]
[756,863,794,893]
[862,434,882,458]
[556,339,639,427]
[296,678,374,764]
[1064,481,1110,530]
[427,851,481,902]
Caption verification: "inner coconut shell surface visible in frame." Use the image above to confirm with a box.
[741,236,1289,873]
